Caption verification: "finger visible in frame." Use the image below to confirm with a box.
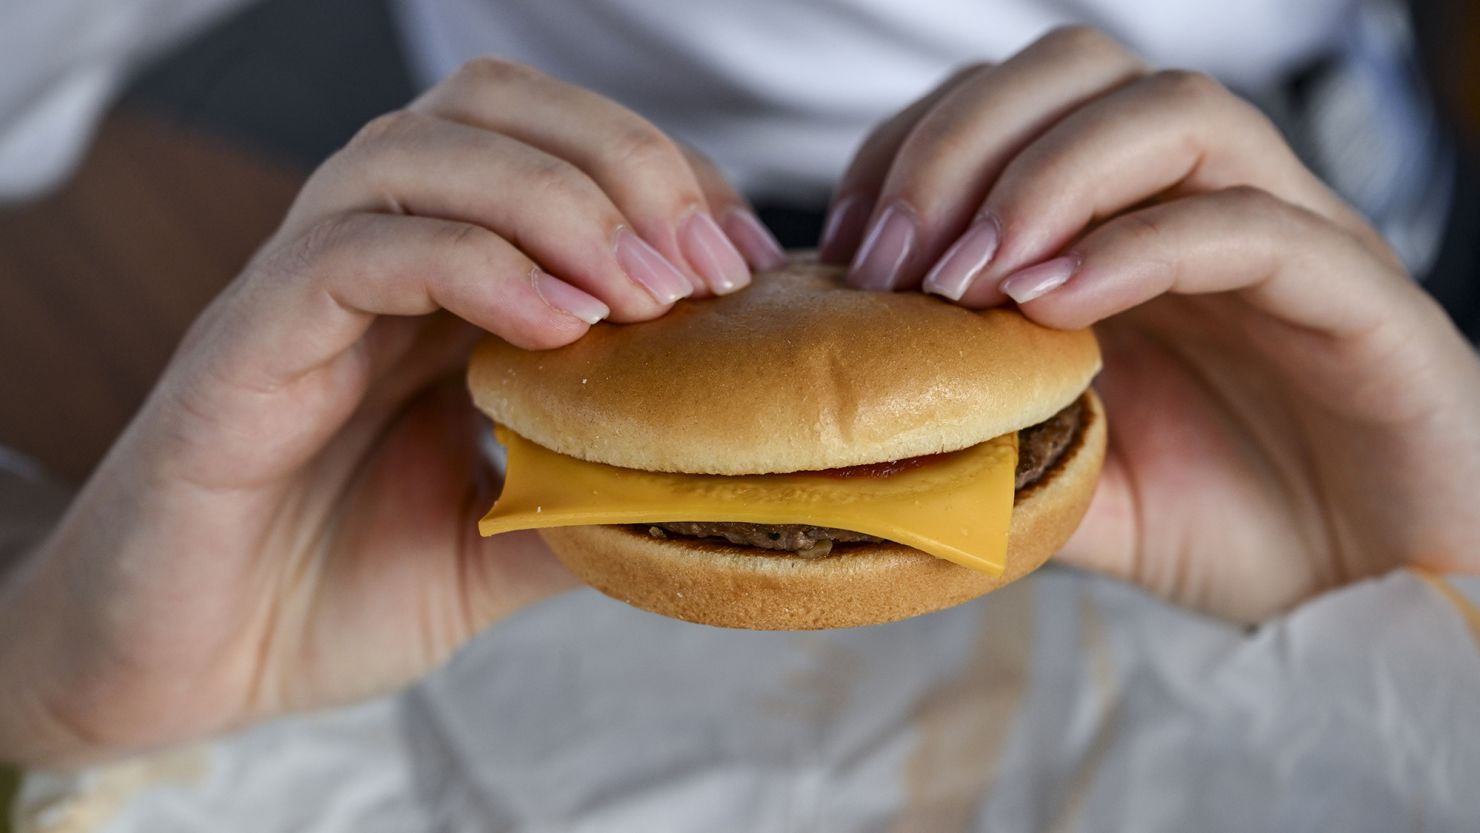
[289,110,692,322]
[998,187,1424,380]
[844,26,1149,291]
[942,69,1394,306]
[1055,441,1138,590]
[159,212,606,478]
[334,379,580,669]
[680,144,786,271]
[222,213,606,391]
[414,59,751,295]
[1050,326,1243,616]
[446,388,581,622]
[819,62,987,264]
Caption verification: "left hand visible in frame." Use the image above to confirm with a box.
[0,60,773,768]
[820,26,1480,622]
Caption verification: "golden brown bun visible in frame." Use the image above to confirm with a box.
[541,391,1106,630]
[470,257,1100,474]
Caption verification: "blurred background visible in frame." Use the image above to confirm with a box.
[0,0,1476,487]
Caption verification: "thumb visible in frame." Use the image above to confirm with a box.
[1051,451,1139,586]
[454,386,582,627]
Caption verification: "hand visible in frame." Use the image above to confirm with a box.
[0,59,784,768]
[822,26,1480,621]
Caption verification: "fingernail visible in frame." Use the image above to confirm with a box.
[923,217,1000,301]
[532,269,609,324]
[680,210,752,294]
[614,229,693,305]
[1000,256,1078,304]
[721,208,786,271]
[848,203,917,291]
[818,193,870,262]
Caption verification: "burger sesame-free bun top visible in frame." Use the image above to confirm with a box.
[469,258,1101,474]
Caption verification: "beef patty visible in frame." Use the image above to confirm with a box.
[639,396,1088,557]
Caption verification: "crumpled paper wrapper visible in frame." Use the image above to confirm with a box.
[15,566,1480,832]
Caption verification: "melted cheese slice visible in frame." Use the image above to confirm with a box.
[480,427,1018,576]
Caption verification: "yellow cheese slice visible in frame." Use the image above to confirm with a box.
[480,427,1018,576]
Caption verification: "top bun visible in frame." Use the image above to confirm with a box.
[469,257,1100,474]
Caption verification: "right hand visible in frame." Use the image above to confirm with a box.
[818,27,1480,622]
[0,58,782,769]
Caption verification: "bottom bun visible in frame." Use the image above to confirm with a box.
[541,390,1106,630]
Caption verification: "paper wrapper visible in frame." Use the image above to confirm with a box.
[14,566,1480,832]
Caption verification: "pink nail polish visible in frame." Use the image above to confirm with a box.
[722,209,786,271]
[999,256,1078,304]
[681,210,752,294]
[923,217,1000,301]
[848,203,917,291]
[614,229,694,305]
[532,270,609,324]
[818,194,870,263]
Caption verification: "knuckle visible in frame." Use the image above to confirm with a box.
[435,222,501,267]
[1041,24,1124,57]
[347,109,421,151]
[940,60,993,88]
[898,108,976,161]
[251,215,359,283]
[606,123,685,174]
[1115,211,1167,249]
[523,154,601,207]
[1221,184,1277,212]
[1105,212,1180,285]
[286,216,359,276]
[1147,68,1225,101]
[453,56,542,88]
[1219,185,1298,233]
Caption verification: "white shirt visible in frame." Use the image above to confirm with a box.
[3,0,1353,202]
[10,0,1445,272]
[392,0,1349,202]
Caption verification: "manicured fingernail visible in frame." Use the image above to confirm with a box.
[1000,256,1078,304]
[680,210,752,294]
[848,203,917,291]
[532,269,609,324]
[818,193,870,262]
[722,208,786,271]
[923,217,1000,301]
[615,229,693,305]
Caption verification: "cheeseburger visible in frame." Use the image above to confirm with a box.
[472,258,1104,629]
